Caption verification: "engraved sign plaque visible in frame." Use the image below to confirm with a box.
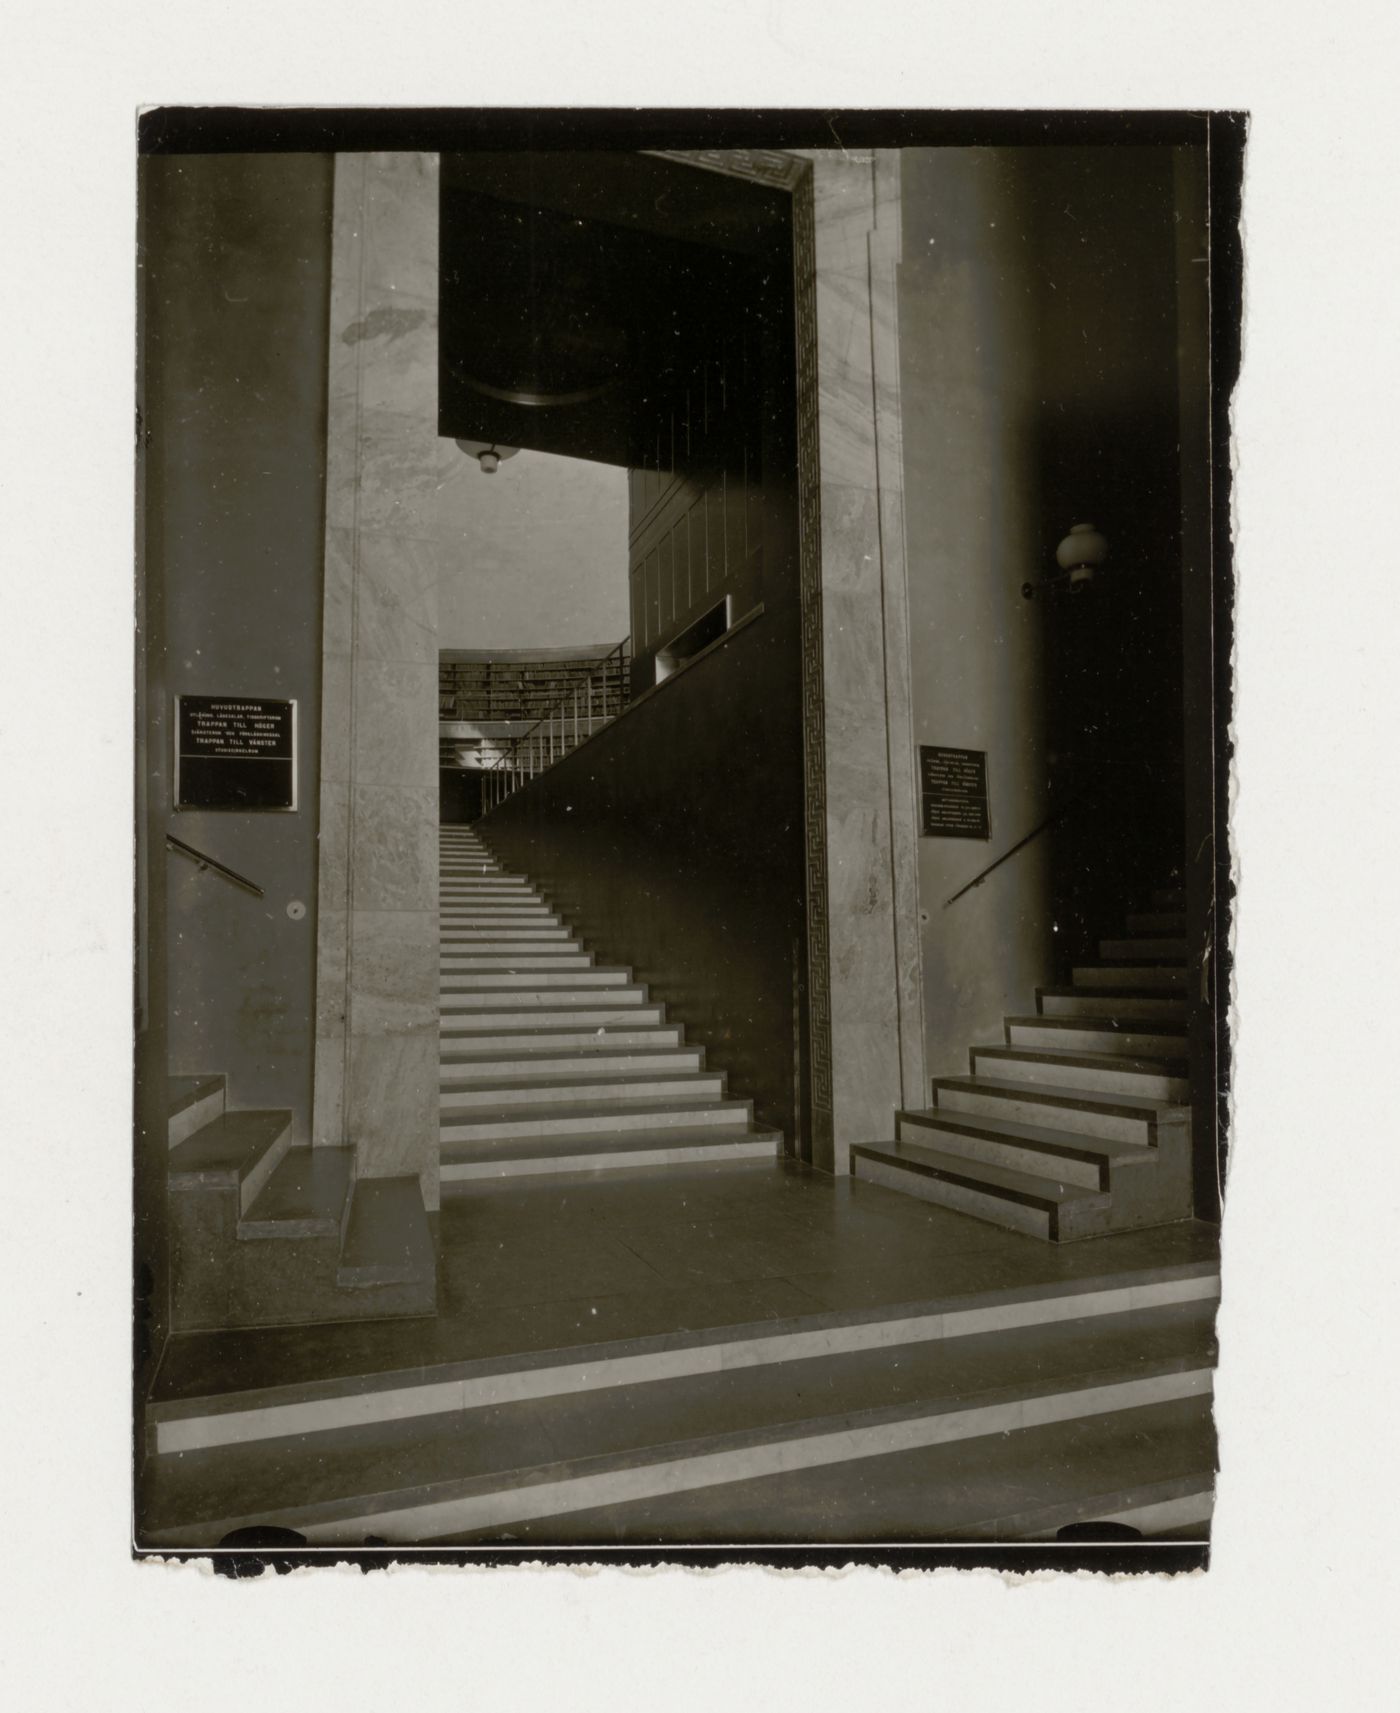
[919,745,991,840]
[174,695,297,811]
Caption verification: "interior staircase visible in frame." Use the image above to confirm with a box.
[853,887,1194,1242]
[166,1075,435,1332]
[437,823,783,1184]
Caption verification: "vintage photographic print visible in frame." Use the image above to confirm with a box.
[133,109,1239,1571]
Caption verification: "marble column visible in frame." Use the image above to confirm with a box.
[313,153,444,1211]
[805,150,926,1167]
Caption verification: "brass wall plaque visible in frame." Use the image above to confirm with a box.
[919,745,991,840]
[174,695,297,811]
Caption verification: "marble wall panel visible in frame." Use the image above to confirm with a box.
[348,909,438,1036]
[803,151,925,1160]
[354,535,440,666]
[353,659,438,788]
[312,1032,347,1149]
[347,1031,440,1198]
[316,906,348,1035]
[362,152,439,298]
[314,154,443,1211]
[353,293,439,421]
[345,407,450,538]
[319,653,354,786]
[317,778,350,905]
[349,782,438,913]
[323,526,355,659]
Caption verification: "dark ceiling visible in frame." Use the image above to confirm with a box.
[438,152,791,466]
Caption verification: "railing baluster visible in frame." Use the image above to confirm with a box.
[465,638,632,809]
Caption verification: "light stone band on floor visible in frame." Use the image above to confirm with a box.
[154,1271,1218,1455]
[295,1368,1213,1545]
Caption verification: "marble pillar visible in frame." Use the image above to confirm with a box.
[313,153,444,1211]
[804,150,926,1167]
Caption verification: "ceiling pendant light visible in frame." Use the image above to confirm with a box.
[454,438,521,475]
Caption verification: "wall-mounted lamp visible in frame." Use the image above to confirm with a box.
[454,438,520,475]
[1022,523,1109,600]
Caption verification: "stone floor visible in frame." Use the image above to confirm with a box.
[152,1158,1220,1408]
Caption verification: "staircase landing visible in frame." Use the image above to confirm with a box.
[144,1158,1218,1547]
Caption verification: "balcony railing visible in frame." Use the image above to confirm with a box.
[439,646,628,724]
[480,638,631,813]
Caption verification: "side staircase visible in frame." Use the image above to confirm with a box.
[853,888,1194,1242]
[437,823,783,1184]
[166,1076,435,1332]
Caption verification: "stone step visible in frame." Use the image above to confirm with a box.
[141,1298,1215,1545]
[167,1110,294,1220]
[440,886,538,900]
[1072,963,1187,991]
[441,951,593,972]
[440,1001,662,1029]
[1004,1015,1187,1059]
[167,1072,226,1150]
[931,1075,1174,1147]
[335,1177,435,1294]
[440,1025,684,1055]
[440,927,572,943]
[1037,986,1188,1021]
[440,1125,783,1182]
[969,1044,1189,1103]
[439,1096,754,1143]
[441,910,561,925]
[146,1261,1220,1456]
[441,1045,702,1079]
[1100,937,1188,961]
[238,1147,354,1240]
[896,1107,1154,1193]
[167,1112,287,1183]
[1126,911,1185,936]
[440,968,630,992]
[440,1071,725,1111]
[852,1139,1110,1241]
[440,888,546,900]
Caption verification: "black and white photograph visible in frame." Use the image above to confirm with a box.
[5,0,1400,1702]
[132,111,1236,1567]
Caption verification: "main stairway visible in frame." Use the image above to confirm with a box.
[853,887,1195,1242]
[437,823,783,1184]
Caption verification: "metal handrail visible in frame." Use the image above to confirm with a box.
[480,637,631,814]
[166,833,265,897]
[940,758,1144,907]
[941,807,1071,908]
